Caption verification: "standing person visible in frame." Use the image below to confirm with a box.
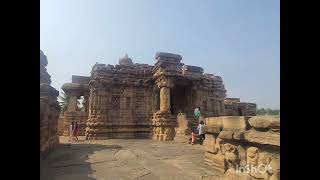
[191,130,198,145]
[74,122,79,141]
[194,107,201,123]
[69,122,74,142]
[197,121,205,145]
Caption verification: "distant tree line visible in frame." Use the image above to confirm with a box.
[256,108,280,116]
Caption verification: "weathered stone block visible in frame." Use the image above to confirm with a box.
[244,129,280,146]
[206,117,223,127]
[218,130,234,140]
[204,134,217,153]
[222,116,249,130]
[248,116,280,129]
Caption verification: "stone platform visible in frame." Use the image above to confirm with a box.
[40,136,225,180]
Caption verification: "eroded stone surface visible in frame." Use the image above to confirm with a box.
[248,116,280,129]
[204,116,280,180]
[243,129,280,146]
[40,137,225,180]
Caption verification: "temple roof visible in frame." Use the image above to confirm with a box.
[119,53,133,66]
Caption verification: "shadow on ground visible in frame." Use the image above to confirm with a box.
[40,143,122,180]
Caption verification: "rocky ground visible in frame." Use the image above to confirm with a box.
[40,136,225,180]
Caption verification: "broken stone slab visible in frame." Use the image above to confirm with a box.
[248,116,280,129]
[243,129,280,146]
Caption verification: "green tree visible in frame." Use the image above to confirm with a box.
[58,92,70,113]
[58,92,84,113]
[256,108,280,116]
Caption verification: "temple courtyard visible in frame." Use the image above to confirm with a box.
[40,136,225,180]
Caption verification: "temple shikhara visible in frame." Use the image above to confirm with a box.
[60,52,257,140]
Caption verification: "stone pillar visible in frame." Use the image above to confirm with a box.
[68,95,78,112]
[83,95,89,112]
[160,86,170,112]
[152,76,176,141]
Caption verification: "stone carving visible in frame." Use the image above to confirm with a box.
[112,96,120,109]
[204,116,280,179]
[155,76,174,88]
[247,147,259,166]
[224,143,239,170]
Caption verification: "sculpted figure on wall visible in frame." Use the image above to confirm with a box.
[247,147,259,166]
[224,143,240,170]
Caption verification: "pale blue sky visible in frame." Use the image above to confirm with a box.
[40,0,279,109]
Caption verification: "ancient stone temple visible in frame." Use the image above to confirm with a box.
[40,50,61,158]
[61,52,256,141]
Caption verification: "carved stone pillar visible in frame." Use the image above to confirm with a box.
[83,95,89,112]
[68,95,78,112]
[160,86,170,112]
[151,76,176,141]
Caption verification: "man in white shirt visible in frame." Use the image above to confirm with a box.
[197,120,205,145]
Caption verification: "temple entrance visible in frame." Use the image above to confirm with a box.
[170,85,191,116]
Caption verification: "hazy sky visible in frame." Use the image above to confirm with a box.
[40,0,279,109]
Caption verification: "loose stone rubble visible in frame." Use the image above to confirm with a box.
[40,50,61,158]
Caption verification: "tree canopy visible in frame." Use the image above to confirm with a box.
[256,108,280,116]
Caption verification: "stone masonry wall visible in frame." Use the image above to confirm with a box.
[204,116,280,180]
[40,50,61,158]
